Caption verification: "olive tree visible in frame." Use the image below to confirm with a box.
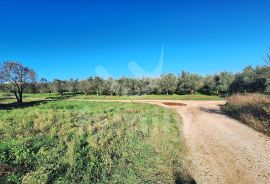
[79,80,90,95]
[68,78,79,95]
[214,72,235,96]
[0,61,36,104]
[177,71,202,94]
[92,77,104,96]
[52,79,67,96]
[158,74,177,95]
[38,78,50,93]
[201,75,216,95]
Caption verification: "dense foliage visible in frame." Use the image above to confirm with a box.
[0,101,192,183]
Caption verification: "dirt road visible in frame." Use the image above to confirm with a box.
[153,100,270,184]
[74,99,270,183]
[170,100,270,184]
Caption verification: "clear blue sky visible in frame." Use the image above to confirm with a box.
[0,0,270,80]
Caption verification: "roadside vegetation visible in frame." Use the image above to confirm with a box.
[0,101,193,183]
[222,94,270,136]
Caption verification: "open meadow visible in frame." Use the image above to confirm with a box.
[0,98,193,183]
[1,1,270,182]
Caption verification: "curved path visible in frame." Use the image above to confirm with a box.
[171,100,270,184]
[72,99,270,183]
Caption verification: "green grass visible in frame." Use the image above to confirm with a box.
[23,93,60,99]
[0,101,192,183]
[0,93,16,104]
[21,93,223,101]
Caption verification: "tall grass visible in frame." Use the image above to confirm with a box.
[0,101,192,183]
[222,94,270,135]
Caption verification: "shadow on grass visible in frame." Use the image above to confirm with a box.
[45,95,72,100]
[0,97,15,102]
[45,93,80,100]
[0,100,52,110]
[0,94,77,110]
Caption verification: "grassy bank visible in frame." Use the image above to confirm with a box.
[0,101,192,183]
[222,94,270,136]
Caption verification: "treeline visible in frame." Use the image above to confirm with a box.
[2,65,268,96]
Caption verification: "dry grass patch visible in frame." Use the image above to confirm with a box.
[222,94,270,135]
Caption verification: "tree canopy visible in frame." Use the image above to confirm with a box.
[0,61,36,103]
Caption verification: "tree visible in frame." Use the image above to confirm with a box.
[158,74,177,95]
[135,78,152,95]
[111,79,122,95]
[52,79,67,96]
[214,72,235,96]
[200,75,216,95]
[229,66,256,93]
[38,78,50,93]
[116,77,131,95]
[68,78,79,95]
[148,78,160,94]
[0,61,36,104]
[177,71,202,94]
[92,77,104,96]
[102,78,114,96]
[79,80,90,95]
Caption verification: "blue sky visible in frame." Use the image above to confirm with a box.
[0,0,270,80]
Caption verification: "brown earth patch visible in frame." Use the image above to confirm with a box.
[162,102,187,106]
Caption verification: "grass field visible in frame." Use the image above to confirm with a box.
[20,93,224,101]
[0,100,193,183]
[71,94,223,101]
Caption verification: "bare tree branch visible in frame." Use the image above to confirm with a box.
[265,47,270,66]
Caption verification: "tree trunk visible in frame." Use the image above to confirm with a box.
[13,91,20,103]
[18,88,23,104]
[96,90,99,96]
[13,90,23,104]
[18,91,23,103]
[166,90,169,95]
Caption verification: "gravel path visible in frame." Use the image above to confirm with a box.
[172,100,270,184]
